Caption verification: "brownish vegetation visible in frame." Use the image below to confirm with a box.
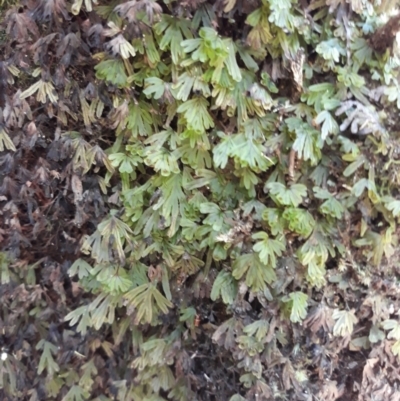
[1,1,400,401]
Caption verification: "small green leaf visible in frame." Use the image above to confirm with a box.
[143,77,167,99]
[94,59,128,87]
[282,207,315,237]
[36,340,60,376]
[61,385,90,401]
[313,187,344,219]
[243,319,269,342]
[211,271,238,304]
[332,309,358,337]
[369,325,385,343]
[252,232,285,267]
[0,127,16,152]
[283,292,308,323]
[392,340,400,357]
[382,320,400,340]
[68,259,92,279]
[315,110,339,140]
[124,283,173,325]
[177,97,214,132]
[316,38,346,63]
[179,307,197,327]
[262,208,285,235]
[232,253,276,292]
[265,182,307,207]
[384,197,400,217]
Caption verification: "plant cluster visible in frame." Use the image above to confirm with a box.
[2,0,400,400]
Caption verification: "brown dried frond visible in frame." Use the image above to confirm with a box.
[369,15,400,54]
[56,33,84,68]
[87,24,105,49]
[0,154,15,175]
[114,0,162,25]
[4,90,33,128]
[304,304,334,333]
[22,121,39,149]
[177,0,208,11]
[32,0,70,23]
[5,8,39,43]
[318,380,344,401]
[0,61,9,108]
[31,33,58,65]
[0,176,19,198]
